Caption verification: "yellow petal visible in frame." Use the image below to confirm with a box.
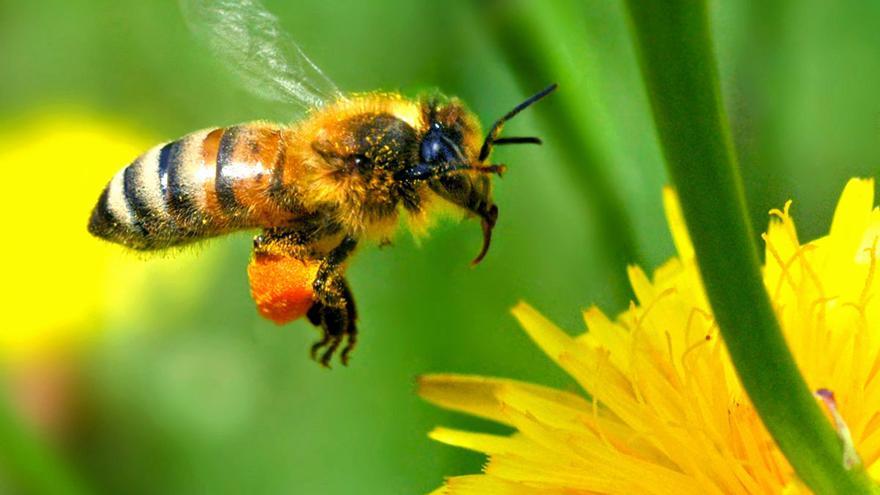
[579,306,629,365]
[628,265,656,307]
[417,374,587,426]
[428,427,525,454]
[511,301,575,369]
[442,475,573,495]
[829,178,874,260]
[495,384,592,433]
[663,187,694,260]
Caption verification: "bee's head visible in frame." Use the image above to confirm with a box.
[402,84,557,264]
[418,99,483,166]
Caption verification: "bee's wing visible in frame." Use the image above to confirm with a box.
[180,0,343,110]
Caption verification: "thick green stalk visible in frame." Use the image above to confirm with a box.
[0,392,90,495]
[622,1,875,493]
[472,0,642,305]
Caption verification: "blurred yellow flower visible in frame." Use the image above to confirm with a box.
[0,114,206,365]
[420,178,880,494]
[0,114,146,363]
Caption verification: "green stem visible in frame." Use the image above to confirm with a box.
[622,1,875,493]
[0,391,90,495]
[472,0,642,306]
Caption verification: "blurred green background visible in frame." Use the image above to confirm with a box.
[1,0,879,493]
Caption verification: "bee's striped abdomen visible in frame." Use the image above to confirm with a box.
[88,123,299,250]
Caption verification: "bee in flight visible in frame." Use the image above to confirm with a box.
[88,0,556,367]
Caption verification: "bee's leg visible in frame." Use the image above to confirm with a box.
[306,300,344,367]
[253,228,311,259]
[253,215,343,257]
[312,236,358,308]
[338,280,358,365]
[306,303,332,360]
[306,277,358,367]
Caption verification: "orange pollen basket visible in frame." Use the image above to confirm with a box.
[247,253,320,324]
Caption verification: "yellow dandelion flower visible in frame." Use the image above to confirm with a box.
[420,178,880,494]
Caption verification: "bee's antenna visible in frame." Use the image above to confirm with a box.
[478,83,558,162]
[439,134,506,176]
[491,136,542,146]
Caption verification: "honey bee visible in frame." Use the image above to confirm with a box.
[88,0,556,366]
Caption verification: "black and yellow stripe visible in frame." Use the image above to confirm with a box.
[215,126,249,221]
[88,124,296,251]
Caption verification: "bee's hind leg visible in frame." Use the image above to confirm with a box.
[338,280,358,365]
[306,302,343,367]
[307,277,358,367]
[313,236,357,307]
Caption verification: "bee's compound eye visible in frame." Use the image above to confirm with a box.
[421,137,441,161]
[421,128,457,165]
